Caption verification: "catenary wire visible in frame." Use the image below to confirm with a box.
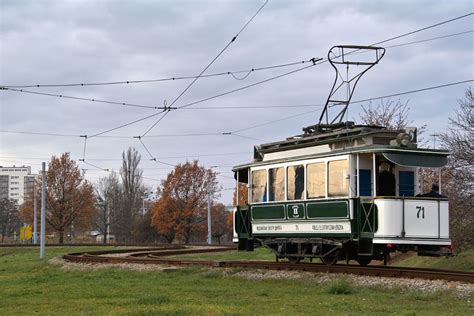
[0,151,252,161]
[371,12,473,47]
[142,0,269,136]
[1,79,472,138]
[94,13,474,135]
[0,58,318,89]
[0,86,171,110]
[232,79,474,133]
[136,137,176,167]
[1,28,471,110]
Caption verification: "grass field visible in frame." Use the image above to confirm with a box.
[173,247,474,272]
[392,248,474,272]
[0,246,472,315]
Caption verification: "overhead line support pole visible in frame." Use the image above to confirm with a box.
[207,182,212,245]
[40,162,46,259]
[33,180,37,244]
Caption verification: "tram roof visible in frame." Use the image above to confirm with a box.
[233,124,449,172]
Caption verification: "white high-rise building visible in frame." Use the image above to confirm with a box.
[0,166,38,205]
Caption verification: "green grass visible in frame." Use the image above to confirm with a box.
[0,246,472,315]
[392,248,474,272]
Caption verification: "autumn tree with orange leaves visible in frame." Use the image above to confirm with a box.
[151,161,220,243]
[233,183,248,206]
[21,153,96,243]
[210,203,233,244]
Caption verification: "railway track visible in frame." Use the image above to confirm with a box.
[62,247,474,284]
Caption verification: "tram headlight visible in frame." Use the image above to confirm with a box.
[396,133,410,146]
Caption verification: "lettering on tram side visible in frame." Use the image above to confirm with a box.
[416,206,425,219]
[311,224,345,231]
[255,225,283,231]
[253,222,350,233]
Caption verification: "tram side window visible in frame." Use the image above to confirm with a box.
[358,169,372,196]
[269,167,285,201]
[307,162,326,198]
[287,165,304,200]
[399,171,415,196]
[252,169,267,203]
[328,160,349,197]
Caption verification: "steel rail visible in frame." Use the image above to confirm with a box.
[62,248,474,284]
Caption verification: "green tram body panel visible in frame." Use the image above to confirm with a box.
[236,198,378,240]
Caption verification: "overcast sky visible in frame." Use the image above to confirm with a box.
[1,0,473,204]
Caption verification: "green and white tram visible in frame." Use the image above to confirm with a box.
[233,124,451,265]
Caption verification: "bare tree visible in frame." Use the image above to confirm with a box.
[115,147,145,242]
[0,199,19,243]
[94,172,121,243]
[440,88,474,248]
[441,88,473,171]
[359,98,426,145]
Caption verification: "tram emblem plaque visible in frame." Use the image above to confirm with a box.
[287,204,304,219]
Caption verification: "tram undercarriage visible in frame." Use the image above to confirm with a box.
[253,237,450,266]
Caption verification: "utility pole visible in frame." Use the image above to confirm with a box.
[40,162,46,259]
[207,182,212,245]
[33,180,37,244]
[105,198,109,244]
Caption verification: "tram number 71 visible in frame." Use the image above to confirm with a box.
[416,206,425,219]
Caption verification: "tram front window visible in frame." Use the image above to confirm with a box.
[251,169,267,203]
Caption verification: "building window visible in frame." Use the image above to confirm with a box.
[11,187,19,191]
[251,169,267,203]
[307,162,326,198]
[328,160,349,197]
[287,165,304,200]
[268,167,284,202]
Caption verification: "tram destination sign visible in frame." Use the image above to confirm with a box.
[252,221,351,234]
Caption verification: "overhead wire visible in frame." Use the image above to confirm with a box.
[0,151,252,161]
[88,110,168,139]
[1,28,470,111]
[135,136,176,167]
[78,13,474,137]
[371,12,473,47]
[0,86,172,110]
[141,0,269,136]
[2,12,473,182]
[2,79,473,139]
[0,58,317,89]
[176,61,321,110]
[232,79,474,133]
[168,0,269,109]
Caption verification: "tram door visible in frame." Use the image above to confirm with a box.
[376,158,396,197]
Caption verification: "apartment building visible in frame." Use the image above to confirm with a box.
[0,166,38,205]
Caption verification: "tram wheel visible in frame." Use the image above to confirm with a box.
[288,257,302,264]
[356,257,372,266]
[321,252,339,265]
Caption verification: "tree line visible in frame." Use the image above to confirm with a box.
[16,148,233,244]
